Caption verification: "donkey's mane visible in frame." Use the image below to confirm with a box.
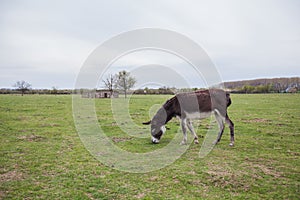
[163,96,178,109]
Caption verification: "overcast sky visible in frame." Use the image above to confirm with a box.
[0,0,299,89]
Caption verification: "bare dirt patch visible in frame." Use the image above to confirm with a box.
[206,162,244,189]
[0,170,23,182]
[242,118,272,123]
[40,123,60,127]
[112,137,132,143]
[206,161,236,177]
[239,158,285,180]
[251,163,283,178]
[134,193,145,199]
[0,190,6,199]
[17,134,44,142]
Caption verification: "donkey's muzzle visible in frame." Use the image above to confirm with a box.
[151,137,160,144]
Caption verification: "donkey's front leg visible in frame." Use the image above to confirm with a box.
[187,119,199,144]
[180,118,188,145]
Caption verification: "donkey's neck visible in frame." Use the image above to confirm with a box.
[163,96,180,124]
[151,107,172,126]
[165,108,176,124]
[152,96,180,126]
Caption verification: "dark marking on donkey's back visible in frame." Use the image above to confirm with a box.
[143,89,234,146]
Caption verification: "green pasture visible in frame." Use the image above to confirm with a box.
[0,93,299,199]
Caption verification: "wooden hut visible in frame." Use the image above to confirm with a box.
[82,90,119,98]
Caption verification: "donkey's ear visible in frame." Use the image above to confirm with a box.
[142,120,151,125]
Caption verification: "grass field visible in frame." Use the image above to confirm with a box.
[0,93,299,199]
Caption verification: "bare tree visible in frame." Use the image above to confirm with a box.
[102,74,116,96]
[51,86,58,95]
[115,70,136,98]
[14,80,31,96]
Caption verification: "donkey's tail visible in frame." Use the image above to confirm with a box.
[226,92,232,107]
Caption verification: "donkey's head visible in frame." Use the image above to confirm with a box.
[143,107,168,144]
[143,120,166,144]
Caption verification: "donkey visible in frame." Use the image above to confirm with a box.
[143,89,234,146]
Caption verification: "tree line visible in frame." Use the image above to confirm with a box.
[0,88,72,95]
[224,77,299,93]
[1,71,138,97]
[2,76,299,95]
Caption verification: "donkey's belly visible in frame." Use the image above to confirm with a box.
[184,111,212,119]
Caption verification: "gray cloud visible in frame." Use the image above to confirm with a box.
[0,0,299,88]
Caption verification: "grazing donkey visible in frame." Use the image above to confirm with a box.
[143,89,234,146]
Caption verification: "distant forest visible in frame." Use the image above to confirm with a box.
[1,77,299,95]
[132,77,300,94]
[224,77,300,93]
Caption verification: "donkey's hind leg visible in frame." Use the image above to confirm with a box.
[226,114,235,146]
[214,109,225,145]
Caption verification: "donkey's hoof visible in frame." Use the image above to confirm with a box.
[229,143,234,147]
[180,141,187,145]
[194,140,199,144]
